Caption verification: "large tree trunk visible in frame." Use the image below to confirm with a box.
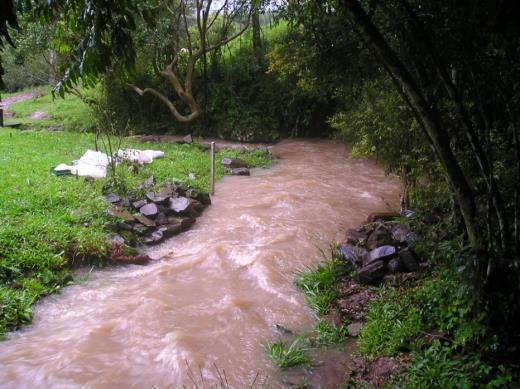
[343,0,482,251]
[252,2,262,64]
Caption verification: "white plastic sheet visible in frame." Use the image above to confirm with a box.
[54,148,164,178]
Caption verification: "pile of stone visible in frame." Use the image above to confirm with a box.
[105,181,211,251]
[339,213,423,285]
[221,157,250,176]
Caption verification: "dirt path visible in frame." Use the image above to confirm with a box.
[0,92,39,114]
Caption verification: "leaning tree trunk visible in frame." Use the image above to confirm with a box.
[252,2,262,65]
[343,0,482,252]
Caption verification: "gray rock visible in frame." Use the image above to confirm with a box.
[108,234,125,246]
[146,191,169,205]
[346,228,369,246]
[339,244,366,269]
[364,245,397,266]
[230,167,250,176]
[116,222,133,232]
[391,224,412,244]
[367,225,394,250]
[132,199,148,210]
[158,220,184,238]
[387,258,403,274]
[156,212,168,225]
[169,196,192,215]
[399,247,420,272]
[144,229,164,244]
[108,207,134,222]
[358,260,386,285]
[132,223,149,235]
[139,203,159,218]
[105,193,121,204]
[189,200,205,217]
[182,134,193,144]
[185,188,200,200]
[134,214,156,227]
[138,175,155,190]
[221,157,248,169]
[174,183,188,196]
[347,322,364,337]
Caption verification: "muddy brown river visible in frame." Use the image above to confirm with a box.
[0,139,399,388]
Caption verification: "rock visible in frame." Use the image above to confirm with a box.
[134,214,156,227]
[185,189,212,205]
[347,322,364,337]
[367,225,394,250]
[346,228,369,246]
[185,188,199,200]
[110,244,150,265]
[169,196,192,215]
[274,324,293,336]
[182,134,193,144]
[382,272,420,286]
[387,258,402,274]
[230,167,250,176]
[108,207,134,222]
[158,220,184,238]
[139,203,159,218]
[325,311,343,328]
[190,200,205,217]
[174,183,188,196]
[138,176,155,190]
[105,193,121,204]
[120,230,136,246]
[197,192,211,205]
[366,212,399,223]
[156,212,168,225]
[116,222,133,232]
[132,199,148,210]
[144,229,164,244]
[221,157,248,169]
[108,234,125,246]
[180,217,196,230]
[357,260,386,285]
[364,245,397,266]
[146,191,169,205]
[399,247,420,272]
[339,244,366,269]
[132,223,149,235]
[158,186,175,198]
[391,224,412,245]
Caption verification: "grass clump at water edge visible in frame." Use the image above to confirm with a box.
[265,338,312,369]
[294,256,348,317]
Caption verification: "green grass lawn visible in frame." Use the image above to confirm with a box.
[0,91,271,337]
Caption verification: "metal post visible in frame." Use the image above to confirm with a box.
[210,141,215,195]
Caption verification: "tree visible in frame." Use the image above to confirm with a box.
[128,0,252,123]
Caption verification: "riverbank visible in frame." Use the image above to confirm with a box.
[266,212,517,387]
[0,129,271,337]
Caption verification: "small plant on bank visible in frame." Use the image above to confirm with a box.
[265,338,312,369]
[311,319,349,346]
[294,257,347,316]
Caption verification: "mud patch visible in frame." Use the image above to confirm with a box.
[351,356,402,387]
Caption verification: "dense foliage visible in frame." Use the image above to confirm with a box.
[1,0,520,383]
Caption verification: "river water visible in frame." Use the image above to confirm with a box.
[0,139,399,388]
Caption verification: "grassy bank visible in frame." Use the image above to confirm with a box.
[0,126,270,337]
[277,218,516,387]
